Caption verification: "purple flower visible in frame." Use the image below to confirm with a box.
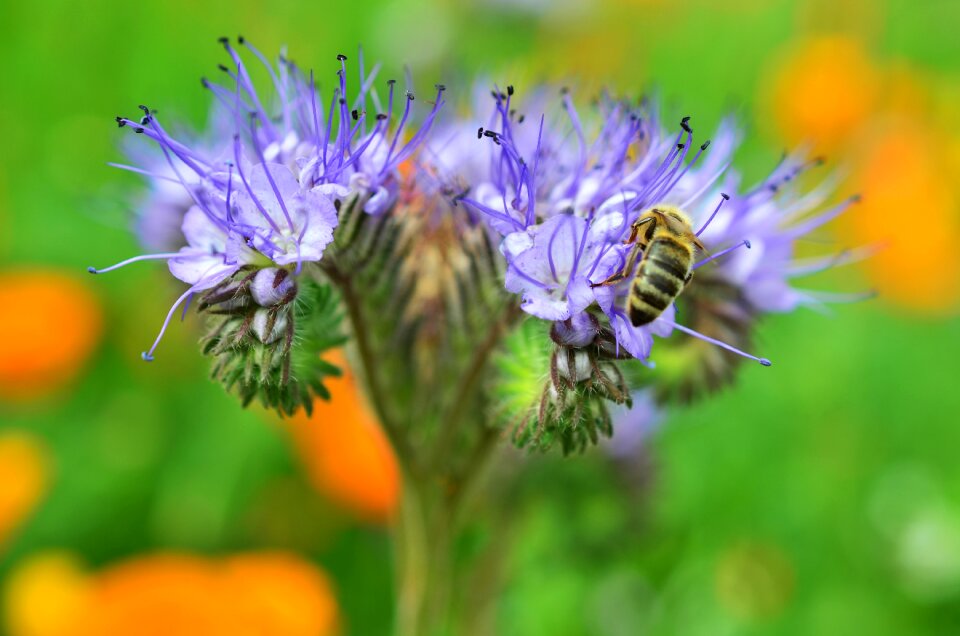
[91,40,445,362]
[438,86,863,367]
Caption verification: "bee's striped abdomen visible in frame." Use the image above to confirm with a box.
[627,236,693,326]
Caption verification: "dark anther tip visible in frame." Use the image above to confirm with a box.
[134,127,145,134]
[338,97,346,105]
[217,36,229,45]
[477,126,484,139]
[851,194,863,203]
[701,140,711,150]
[141,352,155,362]
[337,53,347,61]
[518,114,525,123]
[677,143,685,149]
[87,266,98,274]
[560,86,570,95]
[744,240,752,248]
[759,358,772,367]
[138,104,149,113]
[681,121,692,133]
[721,192,730,200]
[507,85,514,95]
[352,109,360,120]
[218,64,229,72]
[200,77,210,87]
[387,79,397,85]
[376,113,387,121]
[237,35,245,44]
[435,83,446,92]
[406,91,414,100]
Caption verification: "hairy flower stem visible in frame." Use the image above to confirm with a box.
[321,263,416,467]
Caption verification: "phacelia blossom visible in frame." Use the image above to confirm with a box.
[90,40,445,361]
[428,87,863,366]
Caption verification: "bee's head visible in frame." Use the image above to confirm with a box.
[642,204,693,234]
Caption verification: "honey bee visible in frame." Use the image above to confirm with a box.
[591,205,704,326]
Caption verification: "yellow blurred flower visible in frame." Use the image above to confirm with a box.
[0,270,102,402]
[4,551,339,636]
[285,350,401,523]
[0,432,50,549]
[765,35,879,152]
[3,552,89,636]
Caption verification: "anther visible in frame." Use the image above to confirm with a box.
[218,36,229,45]
[337,53,347,61]
[477,126,484,139]
[681,116,692,133]
[351,109,359,120]
[87,266,98,274]
[435,83,446,92]
[115,116,126,128]
[134,127,145,134]
[376,113,387,121]
[237,35,245,44]
[218,64,229,72]
[507,85,514,96]
[677,143,685,149]
[338,97,346,105]
[387,79,396,85]
[406,91,414,101]
[700,140,711,150]
[518,114,525,124]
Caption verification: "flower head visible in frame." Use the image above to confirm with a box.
[91,40,445,362]
[432,85,866,370]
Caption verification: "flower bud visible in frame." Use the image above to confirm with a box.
[250,268,295,307]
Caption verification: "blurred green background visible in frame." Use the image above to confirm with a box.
[1,0,959,634]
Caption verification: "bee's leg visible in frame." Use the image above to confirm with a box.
[623,216,655,245]
[591,240,644,288]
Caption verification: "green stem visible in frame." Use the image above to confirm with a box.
[393,474,456,636]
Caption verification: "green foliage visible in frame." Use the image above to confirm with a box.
[201,274,345,416]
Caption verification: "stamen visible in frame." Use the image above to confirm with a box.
[141,285,199,362]
[87,252,182,274]
[693,239,750,269]
[663,319,772,366]
[695,192,730,236]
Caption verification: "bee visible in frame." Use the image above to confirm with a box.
[591,204,704,326]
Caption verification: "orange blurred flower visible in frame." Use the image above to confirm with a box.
[765,35,879,152]
[0,432,50,549]
[0,270,102,401]
[765,34,960,314]
[4,551,339,636]
[845,119,960,312]
[285,350,400,522]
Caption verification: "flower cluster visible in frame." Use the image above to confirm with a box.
[92,45,868,447]
[423,87,864,369]
[91,39,444,362]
